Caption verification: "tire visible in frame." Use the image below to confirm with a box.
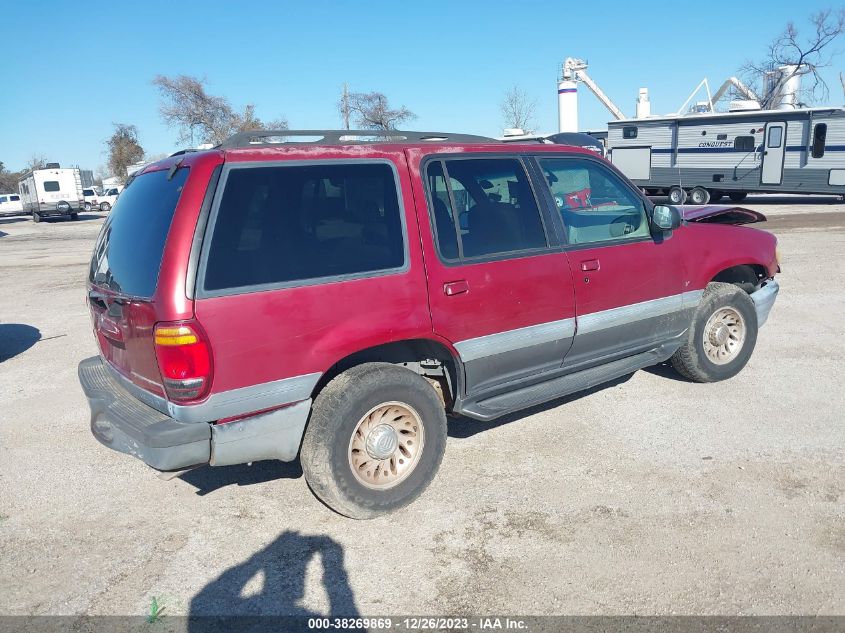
[670,282,758,383]
[32,212,41,223]
[301,362,448,519]
[709,190,724,202]
[100,202,111,212]
[728,192,747,202]
[689,187,710,205]
[84,202,91,211]
[668,186,687,205]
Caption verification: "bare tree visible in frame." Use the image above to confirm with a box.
[741,9,845,108]
[26,154,47,172]
[106,124,145,182]
[345,91,416,130]
[0,161,21,193]
[153,75,288,145]
[500,85,537,132]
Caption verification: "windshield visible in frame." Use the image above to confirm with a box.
[89,168,188,297]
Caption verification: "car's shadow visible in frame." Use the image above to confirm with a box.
[179,460,303,495]
[0,323,41,362]
[39,213,104,223]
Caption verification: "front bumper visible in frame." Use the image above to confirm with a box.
[78,357,311,471]
[751,278,779,327]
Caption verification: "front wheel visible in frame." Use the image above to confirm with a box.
[670,282,758,382]
[99,202,111,212]
[300,363,447,519]
[668,186,687,205]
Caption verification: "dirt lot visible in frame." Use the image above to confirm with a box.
[0,195,843,619]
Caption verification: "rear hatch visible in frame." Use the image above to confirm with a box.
[87,167,190,396]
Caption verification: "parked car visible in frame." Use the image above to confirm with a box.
[82,188,99,211]
[97,186,121,212]
[79,129,780,519]
[0,193,23,215]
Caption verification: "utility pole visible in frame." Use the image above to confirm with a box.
[341,82,350,130]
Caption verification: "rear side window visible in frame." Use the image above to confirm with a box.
[203,162,405,293]
[812,123,827,158]
[43,181,60,192]
[83,189,94,196]
[89,168,188,297]
[426,157,547,260]
[11,195,20,201]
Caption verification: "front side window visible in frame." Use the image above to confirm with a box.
[767,126,783,148]
[43,181,60,192]
[426,157,547,260]
[539,158,649,245]
[812,123,827,158]
[203,162,405,293]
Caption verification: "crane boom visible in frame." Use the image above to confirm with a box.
[562,58,626,121]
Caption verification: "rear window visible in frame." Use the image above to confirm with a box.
[89,168,188,297]
[202,162,405,293]
[43,181,60,192]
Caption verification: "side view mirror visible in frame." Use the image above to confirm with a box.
[651,205,682,232]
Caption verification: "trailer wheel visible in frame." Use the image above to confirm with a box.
[668,186,687,205]
[32,212,41,223]
[710,190,724,202]
[728,192,747,202]
[689,187,711,205]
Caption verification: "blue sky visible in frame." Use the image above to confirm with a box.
[2,0,842,172]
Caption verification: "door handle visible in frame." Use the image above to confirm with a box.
[580,259,600,272]
[443,280,469,296]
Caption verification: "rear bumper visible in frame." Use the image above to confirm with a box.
[751,278,779,327]
[78,357,311,471]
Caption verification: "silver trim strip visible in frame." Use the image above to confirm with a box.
[102,359,321,424]
[576,290,703,335]
[452,290,704,363]
[454,317,576,363]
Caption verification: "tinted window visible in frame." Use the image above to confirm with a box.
[83,189,94,196]
[428,158,546,260]
[539,158,649,245]
[43,181,60,192]
[622,126,638,139]
[427,161,459,260]
[10,195,19,201]
[767,126,783,148]
[89,168,188,297]
[0,197,6,203]
[812,123,827,158]
[735,136,755,151]
[204,162,405,292]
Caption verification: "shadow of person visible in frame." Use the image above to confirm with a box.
[0,324,41,362]
[189,530,362,633]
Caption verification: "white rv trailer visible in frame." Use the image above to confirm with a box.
[607,107,845,203]
[18,166,84,222]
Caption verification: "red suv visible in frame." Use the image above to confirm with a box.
[79,130,780,518]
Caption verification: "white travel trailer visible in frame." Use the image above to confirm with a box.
[607,107,845,203]
[18,166,84,222]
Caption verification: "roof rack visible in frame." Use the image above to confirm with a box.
[218,129,498,148]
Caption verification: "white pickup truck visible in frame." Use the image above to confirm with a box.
[0,193,23,215]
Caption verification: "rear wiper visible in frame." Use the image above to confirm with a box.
[167,158,185,181]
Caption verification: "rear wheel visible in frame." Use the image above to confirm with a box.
[32,212,41,223]
[728,192,747,202]
[99,202,111,212]
[689,187,711,205]
[301,363,448,519]
[668,186,687,205]
[670,282,758,383]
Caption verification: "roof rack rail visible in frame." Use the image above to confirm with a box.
[218,129,498,148]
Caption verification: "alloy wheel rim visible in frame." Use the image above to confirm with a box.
[702,307,746,364]
[348,401,424,489]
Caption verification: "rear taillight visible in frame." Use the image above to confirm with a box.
[153,321,213,402]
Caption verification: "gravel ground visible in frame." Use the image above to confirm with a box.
[0,196,843,619]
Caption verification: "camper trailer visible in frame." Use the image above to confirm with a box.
[18,166,84,222]
[607,107,845,203]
